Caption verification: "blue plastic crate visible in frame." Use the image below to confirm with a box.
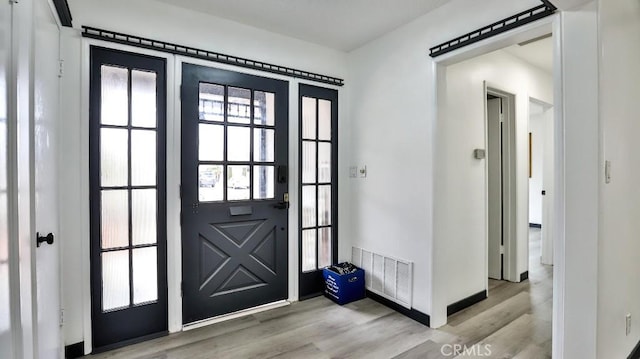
[322,263,365,305]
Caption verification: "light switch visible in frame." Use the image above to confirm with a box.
[474,149,486,159]
[349,166,358,178]
[359,166,367,178]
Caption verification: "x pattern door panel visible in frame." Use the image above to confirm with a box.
[199,219,276,297]
[181,64,289,324]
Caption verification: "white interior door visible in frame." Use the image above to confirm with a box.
[0,0,14,357]
[541,105,554,265]
[487,97,502,280]
[34,1,61,357]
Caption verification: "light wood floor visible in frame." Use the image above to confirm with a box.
[86,229,552,359]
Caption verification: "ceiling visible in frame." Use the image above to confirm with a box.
[502,36,553,74]
[153,0,453,52]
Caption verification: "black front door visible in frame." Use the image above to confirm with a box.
[181,64,289,324]
[89,47,168,351]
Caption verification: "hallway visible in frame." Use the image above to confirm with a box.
[435,228,553,358]
[85,229,552,358]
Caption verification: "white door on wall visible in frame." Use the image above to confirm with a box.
[0,0,13,356]
[541,105,554,266]
[34,1,61,357]
[487,97,503,280]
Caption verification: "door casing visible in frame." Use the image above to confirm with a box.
[485,86,518,287]
[88,46,169,352]
[78,40,341,347]
[180,63,290,325]
[297,83,339,300]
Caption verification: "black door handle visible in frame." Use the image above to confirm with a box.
[36,232,54,247]
[277,165,288,184]
[273,202,289,210]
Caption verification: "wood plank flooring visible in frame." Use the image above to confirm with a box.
[86,229,551,359]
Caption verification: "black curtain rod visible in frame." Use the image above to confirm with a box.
[82,26,344,87]
[429,0,557,58]
[52,0,73,27]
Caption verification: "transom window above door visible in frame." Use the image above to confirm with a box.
[197,83,276,202]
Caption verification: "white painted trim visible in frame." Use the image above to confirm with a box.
[182,300,290,331]
[172,54,304,319]
[551,15,565,358]
[436,17,554,67]
[79,38,182,354]
[7,1,24,357]
[45,0,62,29]
[485,85,518,283]
[428,61,447,327]
[528,96,554,267]
[430,15,565,356]
[167,54,181,335]
[79,37,91,356]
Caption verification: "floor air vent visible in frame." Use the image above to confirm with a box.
[351,247,413,309]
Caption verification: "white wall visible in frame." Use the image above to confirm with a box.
[59,0,349,348]
[347,0,544,319]
[443,50,552,301]
[597,0,640,357]
[553,5,600,358]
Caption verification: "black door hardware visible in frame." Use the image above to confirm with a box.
[277,165,288,184]
[273,202,289,210]
[37,232,54,247]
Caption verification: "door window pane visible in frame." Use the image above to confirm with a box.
[302,186,316,228]
[199,124,224,161]
[228,87,251,124]
[253,166,274,199]
[199,83,224,122]
[302,97,316,140]
[298,87,338,281]
[133,247,158,304]
[318,185,331,226]
[199,165,223,202]
[131,130,156,186]
[254,128,274,162]
[101,65,129,126]
[318,228,331,268]
[318,99,332,141]
[227,126,250,162]
[102,250,130,311]
[254,91,275,126]
[132,189,157,246]
[302,141,316,184]
[100,128,128,187]
[318,142,331,183]
[131,70,157,128]
[228,165,250,201]
[301,229,317,272]
[101,190,129,249]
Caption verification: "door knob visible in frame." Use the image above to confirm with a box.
[36,232,54,247]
